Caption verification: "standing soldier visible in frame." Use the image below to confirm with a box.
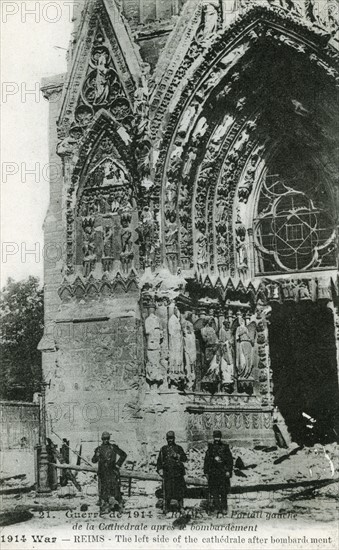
[156,431,187,513]
[204,430,233,513]
[92,432,127,512]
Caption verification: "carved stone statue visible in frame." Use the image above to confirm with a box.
[215,197,227,223]
[120,217,134,273]
[235,220,248,273]
[94,53,110,105]
[165,218,178,246]
[136,206,155,268]
[219,321,235,390]
[178,105,197,136]
[235,316,255,379]
[281,279,296,300]
[196,229,208,266]
[103,227,114,257]
[317,278,331,301]
[145,307,165,387]
[134,85,149,118]
[200,317,219,389]
[102,226,116,272]
[202,0,220,38]
[168,306,184,382]
[103,160,126,187]
[238,154,258,203]
[179,225,189,259]
[298,282,311,301]
[267,282,280,301]
[166,181,177,210]
[156,300,169,362]
[82,225,96,276]
[182,312,197,390]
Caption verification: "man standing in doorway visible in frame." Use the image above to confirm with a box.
[92,432,127,512]
[204,430,233,513]
[156,431,187,513]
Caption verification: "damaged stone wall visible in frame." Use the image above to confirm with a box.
[44,294,146,457]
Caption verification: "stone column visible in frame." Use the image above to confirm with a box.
[40,77,65,433]
[37,380,51,494]
[247,227,255,279]
[256,308,273,407]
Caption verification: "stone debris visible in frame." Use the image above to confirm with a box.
[182,443,339,488]
[0,442,338,528]
[0,474,26,484]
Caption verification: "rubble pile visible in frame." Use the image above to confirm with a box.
[77,442,339,488]
[185,448,204,478]
[132,452,158,474]
[0,442,337,530]
[182,443,339,487]
[315,481,339,499]
[0,474,34,495]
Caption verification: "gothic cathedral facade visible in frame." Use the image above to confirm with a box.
[40,0,339,456]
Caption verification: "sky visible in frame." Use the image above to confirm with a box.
[1,1,74,285]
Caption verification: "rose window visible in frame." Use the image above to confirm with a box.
[254,176,337,274]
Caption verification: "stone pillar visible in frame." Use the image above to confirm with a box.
[37,381,51,494]
[256,308,273,408]
[247,227,255,279]
[40,77,65,438]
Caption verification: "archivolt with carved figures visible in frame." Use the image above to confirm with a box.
[154,6,339,278]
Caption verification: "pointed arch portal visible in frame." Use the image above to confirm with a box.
[157,14,338,280]
[152,8,339,444]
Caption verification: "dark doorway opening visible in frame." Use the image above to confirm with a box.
[269,301,339,445]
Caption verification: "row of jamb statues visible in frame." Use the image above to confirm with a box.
[144,303,261,394]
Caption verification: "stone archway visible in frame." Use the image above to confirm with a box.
[154,9,339,279]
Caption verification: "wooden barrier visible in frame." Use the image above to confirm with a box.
[52,464,338,495]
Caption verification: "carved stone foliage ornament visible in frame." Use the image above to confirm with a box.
[58,272,139,302]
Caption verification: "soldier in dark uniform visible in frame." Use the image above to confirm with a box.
[156,431,187,513]
[46,438,58,491]
[204,430,233,513]
[92,432,127,512]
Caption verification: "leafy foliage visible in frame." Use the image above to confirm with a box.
[0,277,44,401]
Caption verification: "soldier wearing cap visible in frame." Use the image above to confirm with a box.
[204,430,233,513]
[92,432,127,512]
[156,431,187,512]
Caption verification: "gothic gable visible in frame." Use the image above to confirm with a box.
[64,114,139,278]
[58,0,143,139]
